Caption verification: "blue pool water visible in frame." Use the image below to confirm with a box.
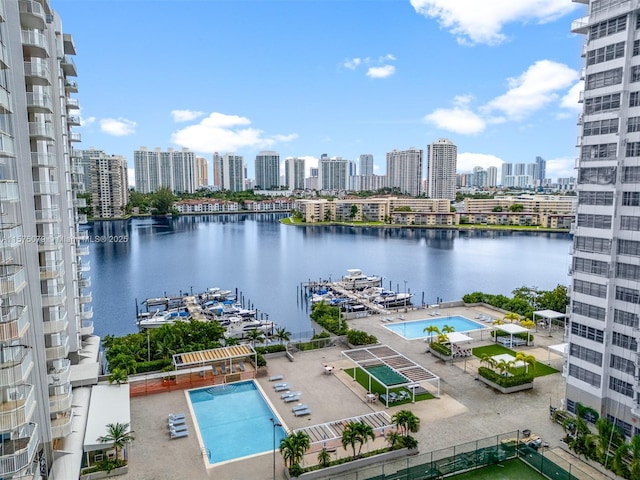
[188,381,287,464]
[385,316,487,339]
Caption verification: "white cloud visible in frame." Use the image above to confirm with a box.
[100,118,136,136]
[546,156,575,180]
[366,65,396,79]
[128,167,135,187]
[424,105,486,135]
[410,0,578,46]
[456,152,505,173]
[80,116,96,127]
[171,109,205,122]
[343,58,361,70]
[560,81,583,113]
[483,60,579,120]
[171,112,297,153]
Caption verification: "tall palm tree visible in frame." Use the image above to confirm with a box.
[595,418,624,466]
[423,325,440,344]
[629,434,640,479]
[341,422,360,459]
[514,352,537,374]
[479,353,497,370]
[353,421,376,457]
[274,327,291,345]
[441,324,455,334]
[391,410,420,438]
[317,448,331,468]
[495,358,514,376]
[97,422,135,461]
[245,328,266,347]
[279,431,310,469]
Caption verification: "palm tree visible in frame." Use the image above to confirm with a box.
[352,421,376,457]
[479,353,497,370]
[514,352,537,374]
[274,327,291,345]
[341,422,360,459]
[441,324,455,334]
[504,312,520,323]
[391,410,420,438]
[495,358,514,376]
[97,422,135,461]
[595,418,624,466]
[423,325,440,344]
[107,368,128,385]
[629,434,640,479]
[317,448,331,468]
[245,328,266,347]
[279,431,310,469]
[386,431,403,449]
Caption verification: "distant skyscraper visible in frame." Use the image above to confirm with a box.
[196,156,208,187]
[501,163,513,185]
[426,138,457,200]
[220,154,245,192]
[318,157,349,190]
[213,153,223,188]
[359,154,374,177]
[487,166,498,187]
[255,151,280,190]
[285,157,305,190]
[386,148,423,196]
[535,156,546,184]
[78,149,129,217]
[514,163,526,176]
[134,147,196,194]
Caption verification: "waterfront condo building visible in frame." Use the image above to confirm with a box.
[0,1,98,478]
[195,156,208,188]
[284,157,305,190]
[426,138,457,200]
[386,148,423,196]
[359,154,374,177]
[254,151,280,190]
[213,153,245,192]
[566,0,640,437]
[318,156,349,191]
[76,149,129,218]
[133,147,197,194]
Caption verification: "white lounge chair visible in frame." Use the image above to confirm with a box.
[281,391,301,399]
[269,375,284,381]
[169,418,186,427]
[275,384,290,392]
[168,413,185,421]
[284,394,301,403]
[170,424,188,433]
[294,408,311,417]
[171,430,189,439]
[291,404,309,412]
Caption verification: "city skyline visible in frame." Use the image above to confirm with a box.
[53,0,587,186]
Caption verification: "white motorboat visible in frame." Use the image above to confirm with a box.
[341,269,382,290]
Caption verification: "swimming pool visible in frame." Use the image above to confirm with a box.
[188,381,286,464]
[385,316,487,340]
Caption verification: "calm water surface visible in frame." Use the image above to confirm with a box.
[87,214,572,338]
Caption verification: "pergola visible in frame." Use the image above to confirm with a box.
[342,345,440,406]
[547,342,568,366]
[533,309,567,337]
[172,344,256,372]
[494,323,530,347]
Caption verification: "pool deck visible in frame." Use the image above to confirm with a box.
[118,304,575,480]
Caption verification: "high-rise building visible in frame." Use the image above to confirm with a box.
[133,147,196,194]
[566,2,640,438]
[386,148,423,196]
[487,166,498,187]
[212,153,223,188]
[514,163,526,176]
[285,157,305,190]
[219,153,245,192]
[426,139,457,200]
[0,2,95,478]
[359,154,374,177]
[535,156,546,184]
[196,156,208,188]
[318,156,349,191]
[254,151,280,190]
[501,163,513,185]
[77,149,129,218]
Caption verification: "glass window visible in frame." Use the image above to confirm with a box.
[586,93,621,113]
[569,364,601,387]
[578,191,614,205]
[571,343,603,366]
[574,279,608,297]
[609,376,634,397]
[585,68,623,90]
[614,308,639,327]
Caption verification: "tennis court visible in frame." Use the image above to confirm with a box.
[365,364,407,386]
[447,458,546,479]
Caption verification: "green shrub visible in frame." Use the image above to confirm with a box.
[254,344,287,354]
[81,459,127,474]
[346,329,377,346]
[289,463,304,477]
[429,342,451,356]
[478,366,533,387]
[255,352,267,367]
[135,359,172,374]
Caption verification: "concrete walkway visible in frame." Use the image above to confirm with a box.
[119,304,579,480]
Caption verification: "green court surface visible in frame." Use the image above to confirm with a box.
[447,459,546,480]
[365,364,406,386]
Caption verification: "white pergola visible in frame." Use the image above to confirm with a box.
[533,309,567,337]
[547,342,568,365]
[494,323,530,346]
[446,332,473,344]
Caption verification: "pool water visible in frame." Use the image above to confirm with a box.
[189,381,286,464]
[385,316,487,339]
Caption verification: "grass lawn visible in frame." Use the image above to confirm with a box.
[472,345,558,378]
[343,367,434,404]
[447,458,546,480]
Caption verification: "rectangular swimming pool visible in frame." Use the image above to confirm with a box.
[188,381,287,465]
[385,316,487,340]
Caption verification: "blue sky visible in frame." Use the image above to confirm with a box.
[53,0,588,186]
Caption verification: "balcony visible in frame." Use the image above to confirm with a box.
[63,33,76,56]
[78,260,90,272]
[0,224,22,249]
[0,88,11,114]
[0,42,7,70]
[0,423,38,477]
[67,115,80,126]
[21,29,48,57]
[39,260,63,281]
[0,305,28,342]
[65,80,78,93]
[60,55,77,76]
[70,132,81,142]
[0,385,35,432]
[0,180,19,202]
[571,16,589,34]
[23,59,50,85]
[66,97,79,109]
[35,207,61,223]
[25,92,52,113]
[77,230,89,241]
[47,359,70,387]
[45,333,70,361]
[31,152,56,167]
[49,387,72,414]
[76,213,87,224]
[41,285,66,308]
[42,315,68,335]
[80,320,94,336]
[78,275,91,288]
[73,197,86,208]
[32,180,59,196]
[18,1,46,30]
[28,121,55,140]
[0,132,14,159]
[77,246,89,256]
[51,413,73,439]
[80,306,93,320]
[0,265,26,295]
[0,346,33,386]
[79,292,92,304]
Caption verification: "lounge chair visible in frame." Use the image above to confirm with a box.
[291,404,309,412]
[273,382,287,389]
[170,424,188,433]
[398,390,410,401]
[294,408,312,417]
[275,384,290,392]
[238,361,246,372]
[389,392,399,402]
[168,413,185,421]
[230,364,236,373]
[171,430,189,439]
[220,364,227,374]
[284,394,301,403]
[281,391,301,399]
[269,375,283,382]
[169,418,186,427]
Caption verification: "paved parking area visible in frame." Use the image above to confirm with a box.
[120,304,572,480]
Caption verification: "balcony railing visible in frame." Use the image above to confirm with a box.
[0,346,32,386]
[76,245,89,256]
[0,423,38,477]
[79,292,92,304]
[23,59,50,84]
[571,15,589,34]
[51,413,73,439]
[31,152,56,167]
[28,121,55,140]
[0,265,26,295]
[66,97,79,109]
[0,385,35,432]
[0,224,22,249]
[80,320,94,336]
[42,316,68,335]
[60,55,77,76]
[39,260,63,281]
[49,387,72,414]
[64,80,78,93]
[78,275,91,288]
[76,213,87,224]
[0,305,28,342]
[77,230,89,241]
[0,132,14,158]
[21,29,48,56]
[47,358,70,387]
[80,306,93,320]
[25,92,52,113]
[45,333,70,361]
[67,115,80,126]
[18,1,45,30]
[41,285,66,308]
[73,197,87,208]
[35,207,61,222]
[32,180,59,196]
[70,132,81,142]
[0,180,19,202]
[0,42,7,70]
[0,88,10,114]
[78,260,90,272]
